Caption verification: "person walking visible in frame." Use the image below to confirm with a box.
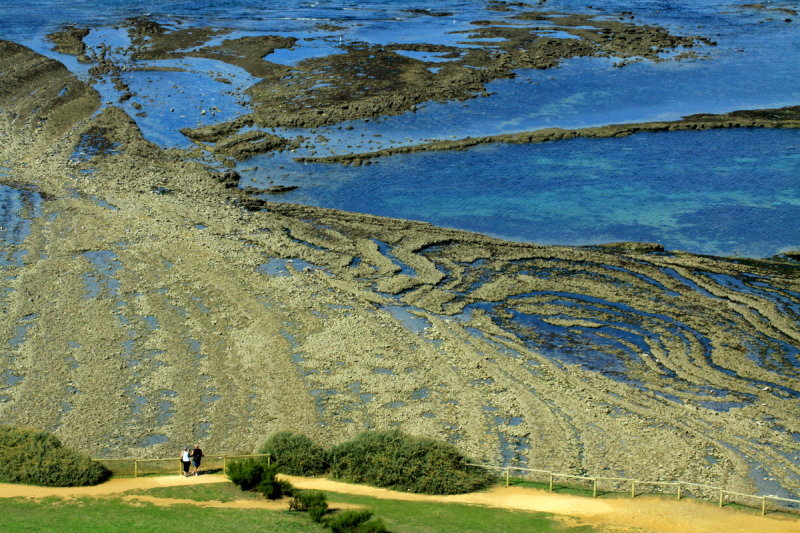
[180,446,192,476]
[191,444,204,476]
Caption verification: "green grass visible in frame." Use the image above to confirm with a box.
[124,482,265,503]
[0,496,325,533]
[316,491,597,532]
[0,481,599,533]
[508,479,598,498]
[130,482,598,532]
[506,479,637,500]
[507,478,677,501]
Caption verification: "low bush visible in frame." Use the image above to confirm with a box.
[258,465,294,500]
[259,432,329,476]
[290,490,328,511]
[309,501,328,523]
[330,430,493,495]
[226,458,267,491]
[258,477,283,499]
[290,490,328,522]
[353,518,388,533]
[327,509,387,533]
[227,458,293,500]
[0,425,109,487]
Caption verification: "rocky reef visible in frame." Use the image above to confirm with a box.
[1,42,799,502]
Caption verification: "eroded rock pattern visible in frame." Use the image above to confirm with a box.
[1,38,798,503]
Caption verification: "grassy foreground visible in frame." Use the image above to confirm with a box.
[122,483,596,532]
[0,482,597,533]
[0,496,325,533]
[309,491,597,533]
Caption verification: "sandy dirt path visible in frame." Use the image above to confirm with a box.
[1,474,799,533]
[284,476,800,533]
[0,473,229,498]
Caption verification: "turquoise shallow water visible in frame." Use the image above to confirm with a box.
[269,128,800,258]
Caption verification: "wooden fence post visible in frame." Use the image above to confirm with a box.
[761,497,766,516]
[549,474,554,492]
[505,468,510,488]
[719,490,724,507]
[592,478,597,498]
[267,454,271,466]
[223,455,227,474]
[631,481,635,498]
[134,460,138,478]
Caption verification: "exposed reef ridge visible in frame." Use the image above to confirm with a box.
[46,8,714,159]
[46,26,92,62]
[295,106,800,164]
[196,10,712,130]
[1,41,799,503]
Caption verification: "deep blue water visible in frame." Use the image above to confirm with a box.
[268,128,800,257]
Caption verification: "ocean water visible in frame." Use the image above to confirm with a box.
[6,0,800,144]
[1,0,799,256]
[269,128,800,257]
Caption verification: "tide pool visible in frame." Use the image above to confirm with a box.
[0,184,42,268]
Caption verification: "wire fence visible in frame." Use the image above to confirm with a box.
[93,454,271,478]
[469,463,800,517]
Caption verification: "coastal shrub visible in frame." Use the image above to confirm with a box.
[0,425,109,487]
[327,509,380,533]
[289,490,327,511]
[289,490,328,522]
[309,500,328,523]
[330,430,493,495]
[228,458,293,499]
[259,431,329,476]
[258,465,295,500]
[353,518,388,533]
[327,509,387,533]
[227,458,267,491]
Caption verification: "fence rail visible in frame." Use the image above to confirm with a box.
[93,454,271,478]
[468,463,800,516]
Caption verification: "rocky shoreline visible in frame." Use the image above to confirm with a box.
[45,7,715,160]
[1,28,799,503]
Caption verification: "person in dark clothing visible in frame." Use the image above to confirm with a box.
[191,444,204,476]
[180,447,191,476]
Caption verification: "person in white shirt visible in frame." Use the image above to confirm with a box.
[180,447,191,476]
